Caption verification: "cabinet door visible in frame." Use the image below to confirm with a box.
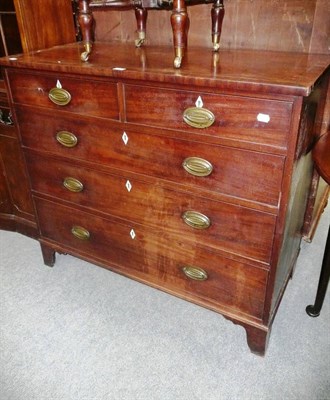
[0,135,35,218]
[13,0,76,53]
[1,74,36,233]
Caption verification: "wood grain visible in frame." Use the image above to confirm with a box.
[13,0,75,52]
[35,195,268,319]
[2,40,329,356]
[2,43,329,96]
[92,0,330,53]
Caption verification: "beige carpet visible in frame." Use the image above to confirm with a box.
[0,206,329,400]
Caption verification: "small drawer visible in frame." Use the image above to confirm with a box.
[35,197,268,319]
[18,106,285,207]
[7,71,119,119]
[125,85,293,150]
[27,152,276,264]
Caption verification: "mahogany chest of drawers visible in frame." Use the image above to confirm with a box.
[1,43,329,355]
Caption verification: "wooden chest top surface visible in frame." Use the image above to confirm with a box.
[1,42,329,96]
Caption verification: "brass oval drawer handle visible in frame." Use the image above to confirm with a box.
[56,131,78,148]
[182,210,211,230]
[63,177,84,193]
[71,225,90,240]
[48,87,72,106]
[183,107,215,129]
[182,266,208,281]
[182,157,213,177]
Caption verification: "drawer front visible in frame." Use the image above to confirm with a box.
[8,71,119,119]
[18,106,284,207]
[27,152,276,264]
[35,197,268,319]
[125,85,293,149]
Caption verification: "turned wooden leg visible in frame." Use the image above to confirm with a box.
[171,0,189,68]
[244,325,270,356]
[78,0,94,62]
[135,7,148,47]
[40,243,56,267]
[211,0,225,51]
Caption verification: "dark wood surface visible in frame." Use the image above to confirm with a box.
[0,87,35,222]
[0,0,76,238]
[1,41,329,355]
[17,107,284,210]
[13,0,75,53]
[36,195,268,319]
[92,0,330,54]
[25,151,277,265]
[0,0,28,234]
[0,80,37,237]
[85,0,224,67]
[1,42,330,96]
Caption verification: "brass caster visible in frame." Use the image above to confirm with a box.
[135,38,145,48]
[80,51,90,62]
[135,31,146,48]
[174,56,182,68]
[81,43,92,62]
[213,43,220,52]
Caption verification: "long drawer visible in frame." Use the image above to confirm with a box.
[125,84,293,150]
[18,106,285,208]
[8,70,293,151]
[27,151,276,264]
[35,196,268,319]
[7,71,119,119]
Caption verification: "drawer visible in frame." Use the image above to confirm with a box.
[18,106,285,207]
[125,85,293,150]
[27,152,276,264]
[35,196,268,319]
[7,71,119,119]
